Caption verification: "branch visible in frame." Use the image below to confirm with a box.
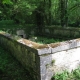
[69,3,80,11]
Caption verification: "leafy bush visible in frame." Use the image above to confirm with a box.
[51,68,80,80]
[0,20,14,25]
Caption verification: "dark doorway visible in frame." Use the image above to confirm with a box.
[19,35,23,38]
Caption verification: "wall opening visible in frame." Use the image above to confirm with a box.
[19,35,24,38]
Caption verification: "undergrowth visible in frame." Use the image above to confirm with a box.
[0,46,34,80]
[51,68,80,80]
[30,36,64,44]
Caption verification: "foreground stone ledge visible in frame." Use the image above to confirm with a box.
[1,32,80,80]
[49,39,80,53]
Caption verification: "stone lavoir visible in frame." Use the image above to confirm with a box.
[0,31,80,80]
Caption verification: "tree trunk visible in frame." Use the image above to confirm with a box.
[64,0,68,27]
[60,0,68,27]
[48,0,51,25]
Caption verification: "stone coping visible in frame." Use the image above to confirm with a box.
[45,26,80,30]
[0,32,80,55]
[49,39,80,53]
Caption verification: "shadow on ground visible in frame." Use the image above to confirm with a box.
[0,46,35,80]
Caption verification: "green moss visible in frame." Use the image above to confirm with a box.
[51,60,55,66]
[45,64,50,68]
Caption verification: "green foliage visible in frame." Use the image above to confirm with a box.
[0,0,80,26]
[51,60,55,65]
[0,20,14,25]
[31,36,63,44]
[72,68,80,79]
[52,71,69,80]
[51,68,80,80]
[0,46,34,80]
[0,20,26,29]
[10,0,38,24]
[2,0,13,5]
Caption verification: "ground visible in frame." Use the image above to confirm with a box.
[0,46,34,80]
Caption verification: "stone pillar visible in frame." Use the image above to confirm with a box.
[37,47,53,80]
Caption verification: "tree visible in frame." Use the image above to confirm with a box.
[0,0,13,20]
[60,0,68,27]
[48,0,51,25]
[34,1,45,35]
[68,0,80,27]
[0,0,80,27]
[11,0,37,24]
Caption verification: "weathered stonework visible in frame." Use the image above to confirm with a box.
[1,31,80,80]
[44,26,80,39]
[16,30,26,38]
[0,24,36,38]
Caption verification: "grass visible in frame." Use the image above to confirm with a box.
[0,46,34,80]
[51,68,80,80]
[29,36,64,44]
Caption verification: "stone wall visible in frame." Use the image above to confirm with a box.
[43,26,80,39]
[0,31,80,80]
[0,32,40,80]
[1,25,80,40]
[40,39,80,80]
[0,28,27,38]
[0,24,36,38]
